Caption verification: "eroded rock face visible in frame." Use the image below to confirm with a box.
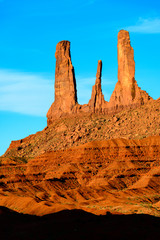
[109,30,151,112]
[47,41,78,125]
[47,30,152,125]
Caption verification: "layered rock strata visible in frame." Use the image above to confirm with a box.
[47,30,152,125]
[1,136,160,217]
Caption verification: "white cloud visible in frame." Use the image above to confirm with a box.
[126,18,160,34]
[0,69,54,116]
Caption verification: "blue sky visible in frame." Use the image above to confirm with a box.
[0,0,160,155]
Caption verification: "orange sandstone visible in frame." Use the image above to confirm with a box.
[47,30,151,125]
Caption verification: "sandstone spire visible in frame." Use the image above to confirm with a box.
[47,41,77,124]
[109,30,151,111]
[118,30,135,89]
[89,60,105,113]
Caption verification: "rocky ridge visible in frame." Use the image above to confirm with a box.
[3,97,160,160]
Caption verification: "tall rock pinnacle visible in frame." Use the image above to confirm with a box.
[109,30,151,111]
[89,60,105,113]
[118,30,135,89]
[47,41,77,124]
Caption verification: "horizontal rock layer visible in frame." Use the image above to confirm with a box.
[0,136,160,217]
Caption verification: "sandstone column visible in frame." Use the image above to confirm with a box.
[47,41,77,124]
[89,60,105,113]
[118,30,135,92]
[109,30,151,112]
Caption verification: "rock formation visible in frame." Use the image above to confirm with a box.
[108,30,151,112]
[88,60,105,113]
[47,41,78,125]
[47,30,152,125]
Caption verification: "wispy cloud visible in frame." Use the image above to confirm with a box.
[126,18,160,34]
[0,70,115,115]
[0,69,54,116]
